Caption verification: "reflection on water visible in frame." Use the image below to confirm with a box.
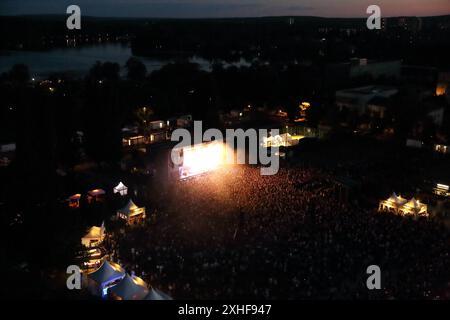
[0,43,251,78]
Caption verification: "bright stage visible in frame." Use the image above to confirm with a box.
[171,141,226,180]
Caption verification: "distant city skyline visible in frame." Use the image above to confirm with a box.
[1,0,449,18]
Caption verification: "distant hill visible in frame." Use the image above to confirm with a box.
[1,14,449,69]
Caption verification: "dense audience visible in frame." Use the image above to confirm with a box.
[108,165,450,299]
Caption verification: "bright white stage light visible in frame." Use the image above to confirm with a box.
[179,141,225,179]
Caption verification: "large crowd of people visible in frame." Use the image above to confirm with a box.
[108,165,450,299]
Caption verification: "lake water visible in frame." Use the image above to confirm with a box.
[0,43,251,79]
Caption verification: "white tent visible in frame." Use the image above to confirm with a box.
[400,198,428,216]
[379,193,428,217]
[88,260,125,286]
[378,192,407,212]
[392,193,407,207]
[144,288,173,300]
[109,274,149,300]
[113,182,128,196]
[81,222,105,247]
[117,199,146,222]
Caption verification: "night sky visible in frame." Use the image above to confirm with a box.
[1,0,449,18]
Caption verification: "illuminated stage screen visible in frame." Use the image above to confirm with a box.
[177,141,225,179]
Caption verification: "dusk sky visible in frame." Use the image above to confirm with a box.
[1,0,449,18]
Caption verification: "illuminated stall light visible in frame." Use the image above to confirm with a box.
[262,133,304,148]
[87,189,106,203]
[434,183,449,197]
[68,193,81,208]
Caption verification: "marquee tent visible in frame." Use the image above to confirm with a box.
[400,198,428,216]
[81,223,105,248]
[117,199,146,224]
[68,194,81,208]
[144,288,173,300]
[379,193,428,217]
[88,260,125,284]
[378,192,407,212]
[88,189,106,203]
[108,274,149,300]
[113,182,128,196]
[87,260,126,297]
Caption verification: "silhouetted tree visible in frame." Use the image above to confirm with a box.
[83,62,122,166]
[8,64,29,84]
[88,61,120,83]
[135,106,154,134]
[125,57,147,82]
